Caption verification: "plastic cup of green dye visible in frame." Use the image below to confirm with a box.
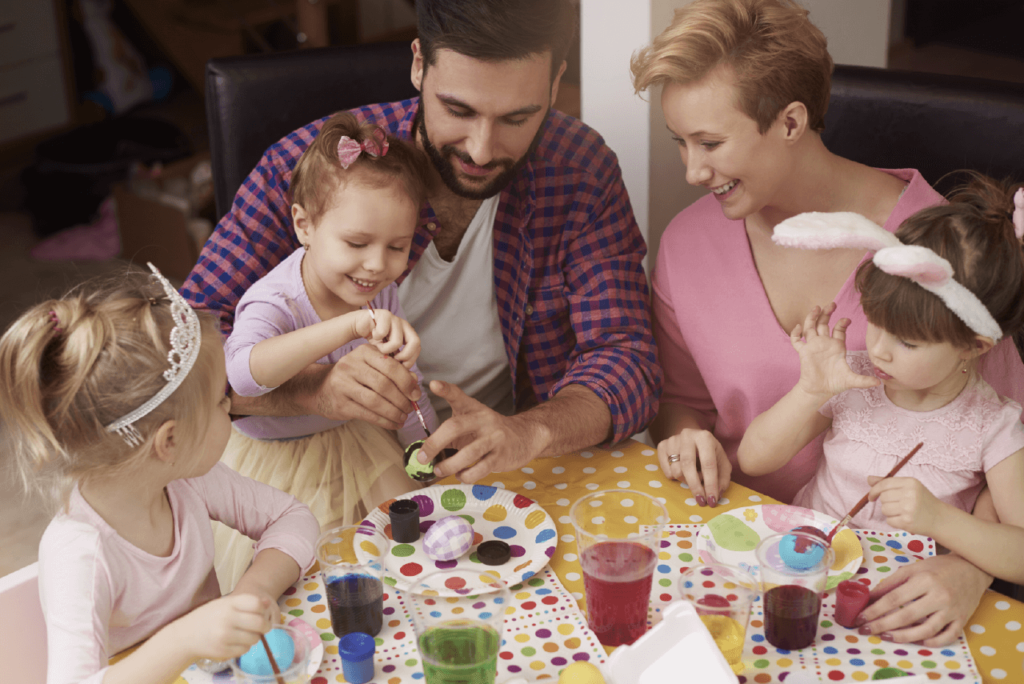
[407,569,510,684]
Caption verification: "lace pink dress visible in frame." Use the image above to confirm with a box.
[793,352,1024,531]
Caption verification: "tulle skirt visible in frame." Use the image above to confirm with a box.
[213,421,415,593]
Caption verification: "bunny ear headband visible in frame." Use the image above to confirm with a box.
[772,211,1004,342]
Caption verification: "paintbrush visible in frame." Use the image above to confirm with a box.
[825,441,923,544]
[365,304,431,435]
[260,634,285,684]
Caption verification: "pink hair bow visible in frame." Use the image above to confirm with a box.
[773,212,1003,341]
[337,127,390,170]
[1013,188,1024,241]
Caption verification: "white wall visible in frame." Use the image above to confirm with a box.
[579,0,653,255]
[582,0,893,270]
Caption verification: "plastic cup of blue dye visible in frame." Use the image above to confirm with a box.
[338,632,376,684]
[316,525,389,638]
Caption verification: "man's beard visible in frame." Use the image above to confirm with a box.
[416,106,548,200]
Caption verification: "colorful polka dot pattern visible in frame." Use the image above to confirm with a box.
[649,525,992,683]
[360,484,558,593]
[485,440,1023,684]
[278,566,605,683]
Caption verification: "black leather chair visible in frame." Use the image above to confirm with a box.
[205,41,418,219]
[824,65,1024,195]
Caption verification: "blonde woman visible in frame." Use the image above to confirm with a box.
[632,0,1024,645]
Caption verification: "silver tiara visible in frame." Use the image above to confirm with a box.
[104,263,202,447]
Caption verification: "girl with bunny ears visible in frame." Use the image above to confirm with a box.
[739,174,1024,584]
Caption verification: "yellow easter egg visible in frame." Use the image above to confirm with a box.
[483,505,508,522]
[558,661,605,684]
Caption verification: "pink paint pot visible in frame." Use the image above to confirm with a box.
[834,580,871,628]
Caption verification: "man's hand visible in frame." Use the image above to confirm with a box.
[421,380,543,484]
[314,344,422,429]
[856,554,992,646]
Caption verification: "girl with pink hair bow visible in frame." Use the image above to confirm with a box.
[739,173,1024,588]
[213,112,440,592]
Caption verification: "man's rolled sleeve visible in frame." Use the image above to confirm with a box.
[547,162,662,443]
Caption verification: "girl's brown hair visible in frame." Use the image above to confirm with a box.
[631,0,833,133]
[290,112,432,226]
[857,172,1024,348]
[0,269,223,510]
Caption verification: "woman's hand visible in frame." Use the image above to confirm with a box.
[178,593,275,662]
[856,554,992,646]
[656,427,731,507]
[790,303,878,399]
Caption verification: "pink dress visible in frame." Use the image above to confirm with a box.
[793,353,1024,530]
[37,463,319,684]
[653,168,1024,503]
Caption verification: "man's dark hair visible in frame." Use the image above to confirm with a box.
[416,0,578,81]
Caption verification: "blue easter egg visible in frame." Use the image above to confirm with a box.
[239,628,294,676]
[779,534,825,570]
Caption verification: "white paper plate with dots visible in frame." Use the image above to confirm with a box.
[358,484,558,592]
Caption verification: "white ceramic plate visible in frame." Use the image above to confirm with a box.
[359,484,557,592]
[695,504,863,590]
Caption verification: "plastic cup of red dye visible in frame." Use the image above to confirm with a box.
[569,489,668,647]
[755,532,834,650]
[834,580,871,628]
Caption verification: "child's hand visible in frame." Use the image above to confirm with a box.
[791,303,879,399]
[867,475,945,537]
[178,593,275,662]
[355,309,421,368]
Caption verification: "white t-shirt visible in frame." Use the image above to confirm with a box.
[399,196,514,423]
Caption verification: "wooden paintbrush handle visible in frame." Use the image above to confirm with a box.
[847,442,923,520]
[260,634,285,684]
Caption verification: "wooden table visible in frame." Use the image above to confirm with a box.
[460,438,1024,684]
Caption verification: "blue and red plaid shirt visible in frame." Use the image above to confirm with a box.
[182,99,661,443]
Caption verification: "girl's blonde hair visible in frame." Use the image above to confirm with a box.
[857,172,1024,348]
[0,269,222,509]
[290,112,432,227]
[631,0,833,133]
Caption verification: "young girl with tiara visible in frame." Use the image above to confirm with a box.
[214,111,438,591]
[0,267,320,684]
[739,174,1024,584]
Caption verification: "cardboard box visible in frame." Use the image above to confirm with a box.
[114,152,212,283]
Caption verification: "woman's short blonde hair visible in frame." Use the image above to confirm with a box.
[631,0,833,133]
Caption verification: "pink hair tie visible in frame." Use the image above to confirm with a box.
[48,310,62,333]
[336,127,390,169]
[1012,188,1024,241]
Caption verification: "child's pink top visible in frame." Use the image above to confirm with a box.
[37,463,320,684]
[794,352,1024,530]
[653,168,1024,503]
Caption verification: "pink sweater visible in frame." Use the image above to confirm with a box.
[37,463,320,684]
[653,168,1024,503]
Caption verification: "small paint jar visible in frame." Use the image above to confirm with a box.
[389,499,420,543]
[834,580,871,628]
[338,632,376,684]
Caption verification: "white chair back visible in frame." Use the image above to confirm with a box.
[0,563,48,684]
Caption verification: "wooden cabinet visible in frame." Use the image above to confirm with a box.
[0,0,72,147]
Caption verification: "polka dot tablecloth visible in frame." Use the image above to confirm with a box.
[649,525,981,682]
[278,566,606,683]
[472,438,1024,684]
